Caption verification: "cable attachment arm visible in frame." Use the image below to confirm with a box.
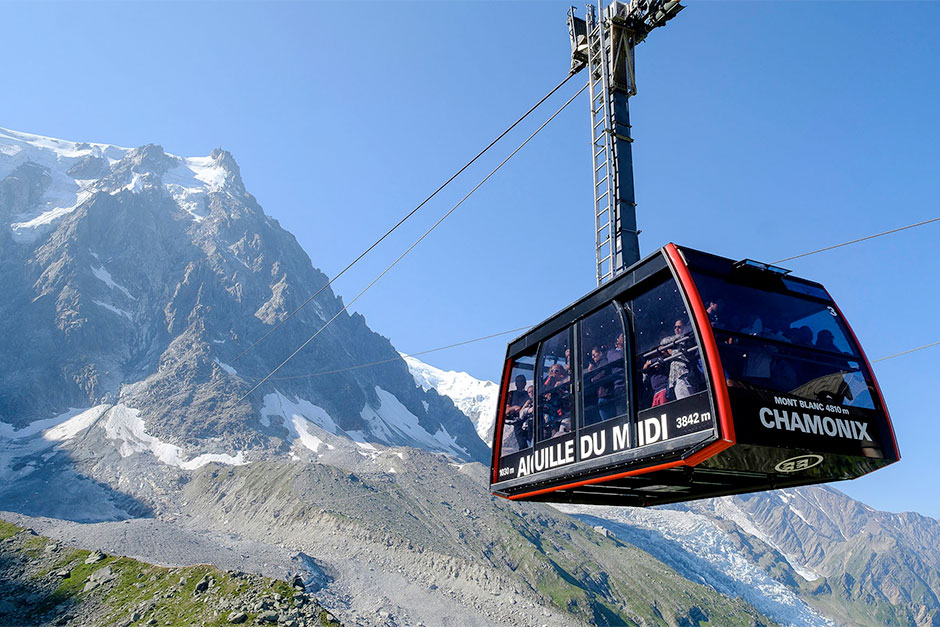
[568,7,590,75]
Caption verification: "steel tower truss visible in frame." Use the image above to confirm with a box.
[568,0,683,286]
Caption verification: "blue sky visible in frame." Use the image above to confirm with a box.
[3,1,939,517]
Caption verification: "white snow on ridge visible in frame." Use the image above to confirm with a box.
[91,263,136,300]
[1,127,127,242]
[1,126,234,238]
[261,391,338,454]
[712,497,820,582]
[401,354,498,445]
[213,359,238,376]
[92,299,133,320]
[163,156,226,221]
[185,155,227,191]
[0,406,108,482]
[259,386,468,458]
[44,405,111,441]
[103,404,246,470]
[0,405,110,441]
[361,386,467,458]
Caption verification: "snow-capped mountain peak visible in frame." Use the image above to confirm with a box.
[401,354,498,446]
[0,126,244,241]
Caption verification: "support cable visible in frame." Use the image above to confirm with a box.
[774,216,940,264]
[233,72,579,363]
[871,341,940,363]
[269,326,532,380]
[254,212,940,384]
[239,83,589,401]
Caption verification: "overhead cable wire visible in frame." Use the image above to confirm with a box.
[872,340,940,363]
[261,212,940,384]
[774,216,940,264]
[269,325,532,381]
[239,82,589,401]
[232,72,580,364]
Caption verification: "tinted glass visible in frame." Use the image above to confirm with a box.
[499,353,536,455]
[693,272,877,409]
[580,303,628,426]
[537,329,573,441]
[694,273,858,356]
[631,279,706,411]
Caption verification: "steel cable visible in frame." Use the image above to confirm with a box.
[232,72,580,363]
[239,83,589,401]
[773,216,940,264]
[257,213,940,383]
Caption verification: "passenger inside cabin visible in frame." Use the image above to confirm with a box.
[506,375,529,417]
[605,332,627,416]
[586,346,608,372]
[544,363,570,388]
[540,363,571,440]
[815,329,838,352]
[513,384,535,450]
[662,319,701,400]
[607,332,625,362]
[502,375,532,453]
[790,325,813,347]
[705,300,721,326]
[642,348,669,407]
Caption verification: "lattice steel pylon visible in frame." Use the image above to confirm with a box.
[568,0,684,286]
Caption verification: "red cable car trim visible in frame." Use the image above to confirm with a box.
[825,293,901,460]
[505,438,735,500]
[664,243,735,444]
[491,358,515,484]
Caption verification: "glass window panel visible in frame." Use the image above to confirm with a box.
[695,273,859,357]
[714,331,877,410]
[631,279,706,411]
[580,304,628,426]
[499,353,536,456]
[692,271,879,410]
[537,330,573,441]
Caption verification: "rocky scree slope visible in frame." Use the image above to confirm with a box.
[174,450,774,627]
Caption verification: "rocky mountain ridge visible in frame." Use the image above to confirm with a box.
[0,127,489,469]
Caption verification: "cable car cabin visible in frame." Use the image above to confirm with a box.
[490,243,899,507]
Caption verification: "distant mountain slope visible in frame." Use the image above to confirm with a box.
[408,364,940,626]
[0,127,489,469]
[563,485,940,626]
[402,353,499,445]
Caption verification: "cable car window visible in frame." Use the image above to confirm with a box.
[537,329,573,442]
[580,303,628,426]
[500,353,536,456]
[631,280,705,411]
[694,273,858,356]
[693,272,877,410]
[782,278,830,301]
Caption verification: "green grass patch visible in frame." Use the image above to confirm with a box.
[0,519,23,539]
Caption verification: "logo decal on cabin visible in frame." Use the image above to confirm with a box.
[775,454,824,473]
